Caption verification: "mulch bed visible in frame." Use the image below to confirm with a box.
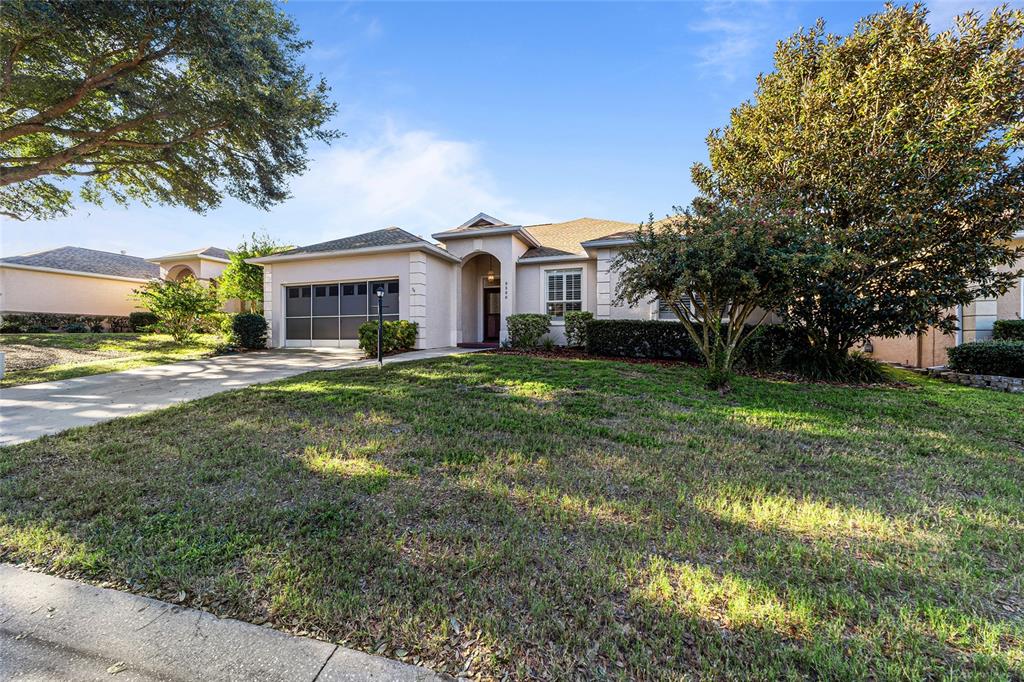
[487,347,911,388]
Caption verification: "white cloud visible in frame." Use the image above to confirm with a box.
[275,123,556,242]
[924,0,1006,31]
[691,1,779,83]
[1,123,556,258]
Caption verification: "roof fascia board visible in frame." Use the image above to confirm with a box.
[580,237,635,248]
[0,262,154,283]
[518,254,592,264]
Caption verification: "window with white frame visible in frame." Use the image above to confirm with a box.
[546,269,582,320]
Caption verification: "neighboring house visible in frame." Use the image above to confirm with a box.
[148,246,240,312]
[249,213,662,349]
[0,246,158,318]
[867,230,1024,367]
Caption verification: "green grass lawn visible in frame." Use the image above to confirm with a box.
[1,354,1021,679]
[0,333,223,387]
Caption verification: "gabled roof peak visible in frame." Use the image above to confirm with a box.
[458,212,508,229]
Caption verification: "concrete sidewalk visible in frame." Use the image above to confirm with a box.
[0,564,444,681]
[1,346,478,446]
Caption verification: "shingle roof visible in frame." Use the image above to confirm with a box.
[278,227,427,256]
[199,246,230,259]
[0,246,159,279]
[520,218,638,259]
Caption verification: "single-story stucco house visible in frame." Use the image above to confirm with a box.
[0,246,159,319]
[0,244,237,323]
[248,213,1024,364]
[247,212,669,349]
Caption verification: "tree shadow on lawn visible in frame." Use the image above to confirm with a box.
[1,354,1021,679]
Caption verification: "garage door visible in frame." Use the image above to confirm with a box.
[285,279,399,347]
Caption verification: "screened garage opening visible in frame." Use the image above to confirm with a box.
[285,279,399,347]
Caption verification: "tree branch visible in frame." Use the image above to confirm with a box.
[0,35,177,145]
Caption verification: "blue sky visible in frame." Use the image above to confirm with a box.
[2,0,998,258]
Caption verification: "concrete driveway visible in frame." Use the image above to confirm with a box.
[1,347,474,446]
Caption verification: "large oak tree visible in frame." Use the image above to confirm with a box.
[0,0,338,221]
[692,4,1024,362]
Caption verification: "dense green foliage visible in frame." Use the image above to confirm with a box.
[614,198,812,389]
[217,233,284,312]
[993,319,1024,342]
[506,313,550,348]
[0,312,130,333]
[563,311,593,347]
[692,5,1024,361]
[128,311,158,332]
[357,319,418,356]
[948,340,1024,378]
[585,319,701,360]
[230,313,267,350]
[0,0,338,221]
[2,354,1021,679]
[62,322,88,333]
[133,278,220,343]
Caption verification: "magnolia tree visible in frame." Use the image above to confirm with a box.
[134,278,219,343]
[614,198,811,390]
[217,233,284,313]
[692,4,1024,365]
[0,0,338,221]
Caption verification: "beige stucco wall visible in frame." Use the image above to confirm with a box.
[995,243,1023,322]
[261,249,457,349]
[440,233,529,343]
[516,259,596,345]
[0,266,147,317]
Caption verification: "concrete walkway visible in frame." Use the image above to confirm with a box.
[1,347,478,446]
[0,564,443,681]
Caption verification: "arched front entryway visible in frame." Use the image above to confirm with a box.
[166,264,197,282]
[461,252,501,344]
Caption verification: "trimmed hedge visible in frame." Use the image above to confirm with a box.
[993,319,1024,341]
[128,311,159,332]
[947,340,1024,378]
[0,312,131,333]
[564,311,593,347]
[358,319,418,355]
[585,319,701,361]
[507,313,551,348]
[64,323,89,333]
[231,313,268,349]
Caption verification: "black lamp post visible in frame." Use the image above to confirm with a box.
[375,288,385,369]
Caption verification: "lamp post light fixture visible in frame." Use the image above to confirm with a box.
[375,288,385,369]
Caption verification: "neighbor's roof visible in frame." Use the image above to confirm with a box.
[0,246,159,280]
[520,218,638,259]
[149,246,231,263]
[276,227,425,256]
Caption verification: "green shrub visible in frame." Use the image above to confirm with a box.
[737,325,805,371]
[784,348,890,383]
[0,321,22,333]
[506,313,550,348]
[358,320,418,355]
[564,311,593,347]
[947,340,1024,378]
[64,323,89,333]
[26,325,50,333]
[0,312,131,332]
[128,311,159,332]
[585,319,701,360]
[134,278,220,343]
[231,313,268,349]
[993,319,1024,341]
